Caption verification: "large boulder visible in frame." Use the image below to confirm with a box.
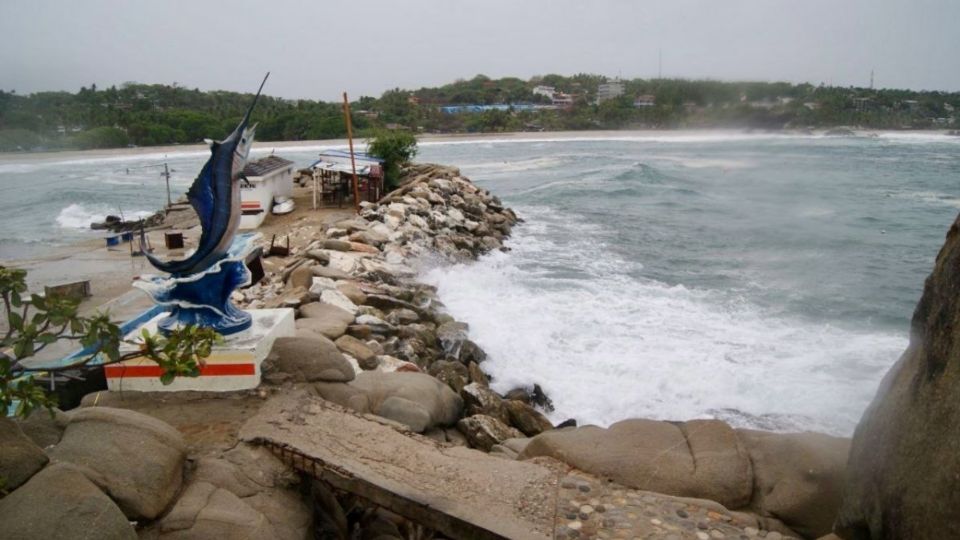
[265,335,355,383]
[299,302,356,337]
[739,429,850,539]
[158,444,310,540]
[16,407,69,449]
[49,407,186,520]
[519,418,753,509]
[0,417,48,491]
[503,400,553,437]
[0,463,135,540]
[315,372,462,432]
[157,481,277,540]
[456,414,523,451]
[836,214,960,539]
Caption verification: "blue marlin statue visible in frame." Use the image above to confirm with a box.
[143,73,268,275]
[136,74,270,335]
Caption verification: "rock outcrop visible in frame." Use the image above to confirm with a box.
[520,418,849,538]
[0,417,48,491]
[0,463,136,540]
[49,406,186,520]
[836,214,960,539]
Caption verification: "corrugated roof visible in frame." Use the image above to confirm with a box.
[241,155,294,177]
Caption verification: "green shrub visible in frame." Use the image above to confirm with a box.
[367,130,418,190]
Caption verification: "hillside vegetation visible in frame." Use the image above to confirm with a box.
[1,74,957,151]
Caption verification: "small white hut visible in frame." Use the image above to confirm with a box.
[239,155,295,229]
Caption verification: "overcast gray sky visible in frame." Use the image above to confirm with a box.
[2,0,958,100]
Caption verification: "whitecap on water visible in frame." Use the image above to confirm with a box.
[422,205,906,436]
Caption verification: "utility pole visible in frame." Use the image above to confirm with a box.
[658,48,662,79]
[161,162,172,209]
[342,92,361,214]
[870,69,875,90]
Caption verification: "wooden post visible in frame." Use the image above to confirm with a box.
[342,92,361,214]
[162,162,172,209]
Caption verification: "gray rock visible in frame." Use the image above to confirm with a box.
[0,417,48,491]
[299,302,355,337]
[336,281,367,305]
[462,382,508,423]
[324,372,463,432]
[519,418,753,510]
[50,406,186,519]
[457,414,523,452]
[365,294,422,314]
[322,239,353,251]
[295,315,348,340]
[458,339,487,364]
[287,263,315,289]
[320,289,359,315]
[740,429,850,539]
[158,481,277,539]
[335,334,378,369]
[387,308,420,325]
[436,321,469,356]
[504,400,553,437]
[305,249,330,265]
[16,407,69,449]
[266,336,354,383]
[467,361,489,386]
[428,360,469,394]
[377,396,432,432]
[311,265,353,280]
[355,314,396,335]
[0,463,135,540]
[837,211,960,540]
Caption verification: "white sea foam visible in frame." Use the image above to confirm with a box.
[55,203,153,230]
[422,206,905,436]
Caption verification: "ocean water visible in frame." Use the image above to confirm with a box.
[2,132,959,435]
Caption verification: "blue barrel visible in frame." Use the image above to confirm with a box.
[105,235,120,247]
[121,231,134,242]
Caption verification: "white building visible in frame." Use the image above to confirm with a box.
[596,80,625,104]
[239,155,295,229]
[532,85,556,99]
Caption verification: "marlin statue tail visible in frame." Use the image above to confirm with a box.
[142,73,269,276]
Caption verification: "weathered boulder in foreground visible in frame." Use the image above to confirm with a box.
[457,414,523,451]
[0,417,48,491]
[0,463,135,540]
[156,444,310,540]
[158,481,277,540]
[314,371,462,432]
[520,419,753,509]
[740,429,850,539]
[49,406,186,520]
[265,335,355,383]
[836,214,960,540]
[520,418,850,538]
[16,407,69,449]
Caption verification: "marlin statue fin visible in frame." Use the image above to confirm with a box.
[141,73,269,276]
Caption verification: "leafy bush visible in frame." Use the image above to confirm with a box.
[367,130,417,190]
[0,266,220,418]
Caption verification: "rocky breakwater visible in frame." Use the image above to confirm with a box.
[243,163,557,450]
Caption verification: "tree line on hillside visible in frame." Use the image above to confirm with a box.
[1,75,958,151]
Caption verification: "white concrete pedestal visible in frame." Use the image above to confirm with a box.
[105,308,295,392]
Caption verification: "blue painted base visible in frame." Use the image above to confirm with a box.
[134,233,260,337]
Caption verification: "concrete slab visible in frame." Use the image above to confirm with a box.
[106,308,294,392]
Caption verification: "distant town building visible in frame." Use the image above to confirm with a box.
[596,80,625,104]
[853,97,873,112]
[532,85,555,99]
[634,95,656,108]
[551,92,574,108]
[407,95,420,106]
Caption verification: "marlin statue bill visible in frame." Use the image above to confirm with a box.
[142,73,270,276]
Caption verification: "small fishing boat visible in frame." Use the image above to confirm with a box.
[272,195,295,215]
